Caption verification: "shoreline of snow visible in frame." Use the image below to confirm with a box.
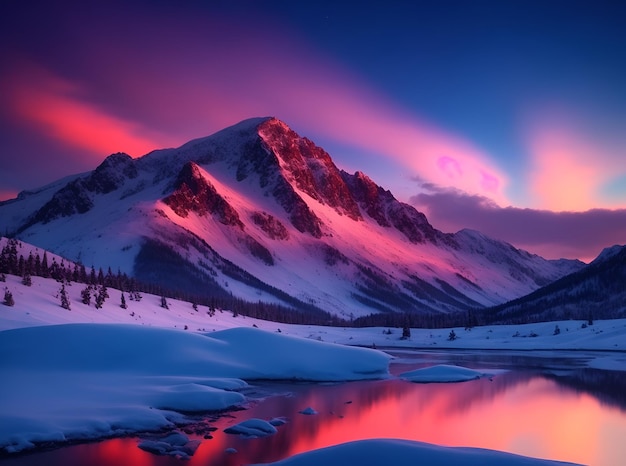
[0,323,390,453]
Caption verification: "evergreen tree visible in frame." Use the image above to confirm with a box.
[160,296,169,309]
[22,273,32,287]
[192,302,198,312]
[0,272,5,282]
[120,292,127,309]
[95,285,109,309]
[448,329,457,341]
[27,253,36,276]
[81,285,92,305]
[41,252,49,278]
[59,284,71,310]
[3,288,14,306]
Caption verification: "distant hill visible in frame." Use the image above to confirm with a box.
[484,244,626,323]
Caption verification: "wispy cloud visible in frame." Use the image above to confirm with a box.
[2,62,172,159]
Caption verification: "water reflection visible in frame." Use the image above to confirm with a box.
[4,352,626,466]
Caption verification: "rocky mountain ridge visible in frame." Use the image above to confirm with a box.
[0,117,584,318]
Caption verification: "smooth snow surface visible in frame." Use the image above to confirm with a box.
[400,364,485,383]
[254,438,581,466]
[0,323,389,453]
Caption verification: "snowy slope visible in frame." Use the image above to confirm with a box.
[0,118,583,318]
[2,271,625,352]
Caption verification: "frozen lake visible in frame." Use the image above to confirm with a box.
[4,349,626,466]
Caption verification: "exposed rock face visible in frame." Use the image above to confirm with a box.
[164,162,243,228]
[27,179,94,227]
[87,152,138,194]
[20,152,138,230]
[343,171,391,227]
[341,170,441,244]
[237,137,323,238]
[387,202,439,244]
[258,119,362,221]
[251,211,290,240]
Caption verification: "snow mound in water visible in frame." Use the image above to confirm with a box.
[224,418,278,438]
[400,364,485,383]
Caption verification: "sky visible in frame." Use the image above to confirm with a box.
[1,0,625,261]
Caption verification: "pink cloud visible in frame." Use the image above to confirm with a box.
[2,63,173,160]
[437,156,463,179]
[0,189,18,202]
[524,106,626,211]
[1,10,509,205]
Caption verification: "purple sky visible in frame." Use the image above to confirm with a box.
[1,1,625,261]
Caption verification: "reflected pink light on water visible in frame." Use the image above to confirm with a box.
[5,373,625,466]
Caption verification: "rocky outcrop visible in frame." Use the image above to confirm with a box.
[251,211,290,240]
[164,162,243,228]
[258,118,362,221]
[87,153,138,194]
[342,171,391,227]
[23,179,94,229]
[342,170,440,244]
[238,137,324,238]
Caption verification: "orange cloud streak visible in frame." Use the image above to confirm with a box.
[525,107,626,211]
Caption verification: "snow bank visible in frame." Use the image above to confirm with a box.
[0,324,390,453]
[400,364,485,383]
[254,438,581,466]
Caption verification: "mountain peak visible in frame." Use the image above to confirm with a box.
[0,117,585,318]
[257,118,363,221]
[592,244,625,264]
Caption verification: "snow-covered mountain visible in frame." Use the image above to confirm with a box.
[0,117,583,318]
[485,244,626,323]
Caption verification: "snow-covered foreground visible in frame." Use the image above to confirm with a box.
[0,323,389,453]
[255,439,579,466]
[0,272,621,464]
